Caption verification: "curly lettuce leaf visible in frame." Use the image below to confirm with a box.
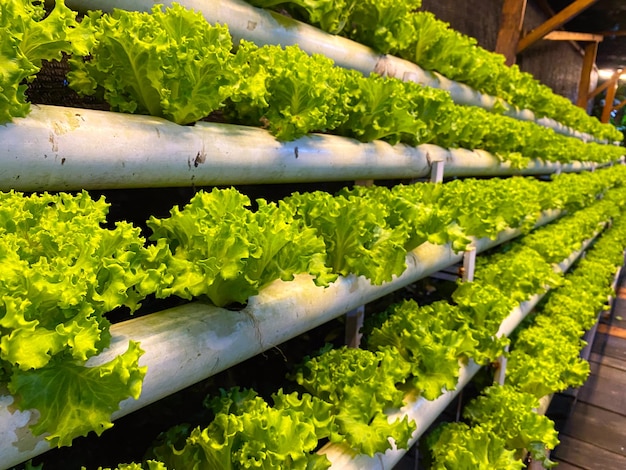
[388,183,469,251]
[280,190,408,284]
[153,390,330,469]
[520,199,615,264]
[336,401,414,457]
[345,0,422,55]
[367,300,467,400]
[271,389,338,442]
[0,303,106,370]
[337,72,430,145]
[146,188,332,307]
[463,385,559,467]
[428,422,524,470]
[228,42,350,140]
[473,245,562,304]
[0,191,152,371]
[68,3,253,125]
[292,346,414,455]
[9,341,146,447]
[507,326,590,398]
[0,0,88,123]
[247,0,357,34]
[451,282,514,363]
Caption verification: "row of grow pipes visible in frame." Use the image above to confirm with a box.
[1,0,623,467]
[523,258,625,469]
[64,0,618,145]
[320,230,606,469]
[0,104,607,191]
[0,211,608,468]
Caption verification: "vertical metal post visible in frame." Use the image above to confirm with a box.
[431,159,445,183]
[462,246,476,282]
[494,344,510,385]
[554,162,563,176]
[345,305,365,348]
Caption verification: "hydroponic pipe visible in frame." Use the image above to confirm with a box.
[0,105,431,191]
[442,148,597,177]
[63,0,607,145]
[0,211,562,469]
[1,105,587,192]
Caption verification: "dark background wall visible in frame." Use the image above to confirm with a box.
[420,0,595,105]
[420,0,503,51]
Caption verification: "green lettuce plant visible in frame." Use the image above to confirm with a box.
[0,191,151,446]
[145,187,333,307]
[0,0,90,123]
[68,3,264,125]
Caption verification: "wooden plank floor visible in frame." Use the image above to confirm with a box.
[549,286,626,470]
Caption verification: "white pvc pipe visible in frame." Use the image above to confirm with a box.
[2,105,595,192]
[0,211,562,469]
[63,0,608,145]
[442,148,593,177]
[0,105,431,190]
[431,71,500,110]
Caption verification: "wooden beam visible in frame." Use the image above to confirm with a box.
[544,31,604,42]
[533,0,588,56]
[588,76,616,100]
[577,41,599,108]
[614,99,626,112]
[517,0,600,53]
[495,0,528,66]
[601,69,623,123]
[597,30,626,37]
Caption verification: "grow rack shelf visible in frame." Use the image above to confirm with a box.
[64,0,614,145]
[320,232,604,469]
[0,105,605,191]
[1,1,623,467]
[0,211,568,468]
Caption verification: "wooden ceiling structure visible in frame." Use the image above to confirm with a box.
[495,0,626,122]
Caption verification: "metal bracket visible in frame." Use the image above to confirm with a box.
[494,344,510,385]
[430,159,445,183]
[355,179,374,187]
[462,246,476,282]
[345,305,365,348]
[554,162,563,176]
[431,245,476,282]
